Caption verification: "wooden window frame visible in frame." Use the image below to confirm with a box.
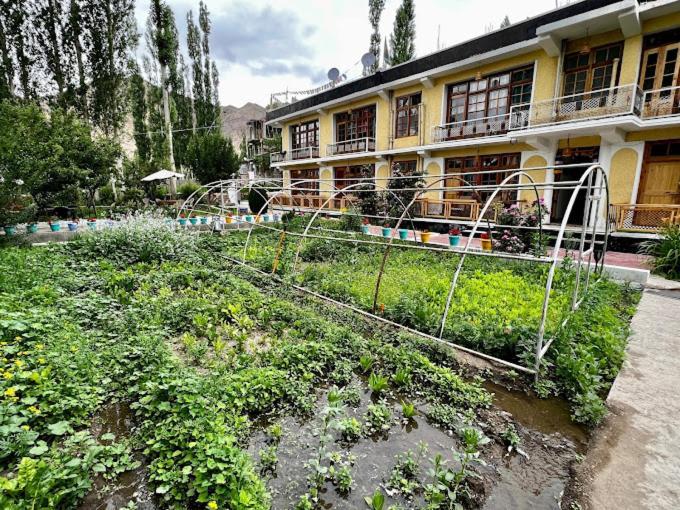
[291,120,319,151]
[290,168,320,195]
[335,105,376,142]
[394,93,422,138]
[562,42,623,97]
[334,164,371,190]
[443,153,521,200]
[445,65,534,125]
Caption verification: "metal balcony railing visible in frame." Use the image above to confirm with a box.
[327,137,376,156]
[509,84,642,130]
[270,146,320,163]
[432,113,510,143]
[612,203,680,232]
[640,86,680,119]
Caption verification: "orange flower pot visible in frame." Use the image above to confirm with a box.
[421,232,432,243]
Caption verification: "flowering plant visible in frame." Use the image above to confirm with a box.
[449,227,461,236]
[493,229,526,254]
[362,217,370,225]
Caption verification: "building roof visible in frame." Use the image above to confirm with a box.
[266,0,627,122]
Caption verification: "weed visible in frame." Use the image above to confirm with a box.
[259,445,278,474]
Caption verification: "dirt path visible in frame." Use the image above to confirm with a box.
[581,282,680,509]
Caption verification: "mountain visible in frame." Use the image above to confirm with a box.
[220,102,266,148]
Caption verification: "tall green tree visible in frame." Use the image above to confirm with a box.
[367,0,386,74]
[0,2,36,99]
[186,9,203,131]
[129,68,151,163]
[81,0,138,136]
[500,15,511,29]
[185,131,239,184]
[388,0,416,66]
[34,0,72,107]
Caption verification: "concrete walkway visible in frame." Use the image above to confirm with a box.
[583,282,680,509]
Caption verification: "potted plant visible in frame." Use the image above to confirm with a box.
[26,223,38,234]
[361,217,370,234]
[3,225,17,236]
[448,227,462,247]
[87,217,97,230]
[480,232,492,251]
[421,229,432,243]
[381,224,392,238]
[273,213,281,222]
[263,213,271,222]
[178,213,188,226]
[200,216,208,225]
[398,228,409,240]
[67,220,79,232]
[225,212,234,224]
[49,219,61,232]
[189,214,198,225]
[245,214,254,223]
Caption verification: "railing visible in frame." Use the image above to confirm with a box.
[270,146,320,164]
[640,86,680,119]
[432,113,510,143]
[612,203,680,233]
[327,137,376,156]
[510,84,642,130]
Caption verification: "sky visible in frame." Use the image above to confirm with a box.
[134,0,565,108]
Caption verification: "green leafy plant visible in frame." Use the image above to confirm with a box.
[364,402,392,435]
[368,372,389,394]
[359,354,374,373]
[338,417,362,443]
[640,223,680,280]
[364,489,386,510]
[392,367,412,387]
[401,401,416,420]
[258,445,278,474]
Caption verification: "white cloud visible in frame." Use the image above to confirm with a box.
[135,0,557,107]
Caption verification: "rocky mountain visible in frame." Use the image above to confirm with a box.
[220,102,266,148]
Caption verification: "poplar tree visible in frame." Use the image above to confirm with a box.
[0,8,14,99]
[0,2,35,99]
[367,0,386,74]
[388,0,416,66]
[129,66,151,163]
[186,10,203,131]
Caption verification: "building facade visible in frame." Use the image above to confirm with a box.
[265,0,680,235]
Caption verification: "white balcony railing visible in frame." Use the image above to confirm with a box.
[641,86,680,119]
[509,84,642,130]
[270,146,320,163]
[327,137,376,156]
[432,113,510,143]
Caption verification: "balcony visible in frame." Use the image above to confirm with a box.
[612,204,680,233]
[271,146,320,163]
[509,84,642,130]
[640,86,680,119]
[327,137,376,157]
[432,114,510,143]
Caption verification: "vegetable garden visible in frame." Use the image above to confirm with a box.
[0,213,638,509]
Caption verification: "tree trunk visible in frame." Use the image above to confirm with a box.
[160,63,176,171]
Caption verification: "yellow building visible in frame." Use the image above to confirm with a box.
[265,0,680,235]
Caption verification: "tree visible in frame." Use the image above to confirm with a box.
[500,15,511,28]
[129,69,151,163]
[79,136,121,211]
[388,0,416,66]
[185,131,239,184]
[0,2,36,99]
[367,0,386,74]
[81,0,138,136]
[386,161,424,226]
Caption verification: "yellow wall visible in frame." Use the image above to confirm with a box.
[433,142,534,159]
[423,161,442,200]
[319,167,333,197]
[375,164,390,190]
[620,35,642,85]
[643,12,680,34]
[609,148,638,204]
[626,127,680,142]
[521,155,548,200]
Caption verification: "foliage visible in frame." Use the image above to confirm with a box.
[367,0,387,74]
[385,161,425,227]
[338,417,362,443]
[388,0,416,66]
[248,185,269,215]
[640,223,680,280]
[364,401,392,434]
[186,132,240,184]
[368,372,389,394]
[178,181,203,200]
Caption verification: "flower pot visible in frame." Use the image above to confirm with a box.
[178,218,187,226]
[200,217,208,225]
[361,225,370,234]
[225,216,234,224]
[381,227,392,238]
[263,214,270,222]
[421,232,432,243]
[245,215,253,223]
[3,225,17,236]
[398,229,409,241]
[67,222,78,232]
[26,224,38,234]
[273,214,281,222]
[448,235,461,247]
[189,217,198,225]
[87,221,97,231]
[481,239,492,251]
[49,223,61,232]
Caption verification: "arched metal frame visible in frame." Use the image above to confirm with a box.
[176,163,610,380]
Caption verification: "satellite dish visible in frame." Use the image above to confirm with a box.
[327,67,340,81]
[361,52,377,68]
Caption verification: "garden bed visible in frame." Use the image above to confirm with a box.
[0,218,638,509]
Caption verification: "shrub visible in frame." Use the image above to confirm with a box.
[178,181,202,201]
[248,185,269,215]
[640,223,680,280]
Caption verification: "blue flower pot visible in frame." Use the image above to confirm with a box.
[67,222,78,232]
[449,235,461,247]
[26,224,38,234]
[263,214,271,222]
[200,217,208,224]
[398,229,409,241]
[189,217,198,225]
[49,223,61,232]
[4,225,17,236]
[245,215,254,223]
[273,214,281,222]
[361,225,370,234]
[87,221,97,230]
[178,218,187,226]
[381,227,391,238]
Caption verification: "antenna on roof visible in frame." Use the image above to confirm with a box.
[327,68,340,82]
[361,52,377,74]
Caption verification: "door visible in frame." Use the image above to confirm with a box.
[640,44,680,117]
[635,141,680,226]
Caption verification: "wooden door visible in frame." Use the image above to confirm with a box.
[640,44,680,117]
[636,144,680,226]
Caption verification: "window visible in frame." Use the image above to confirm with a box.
[290,168,319,195]
[291,120,319,150]
[335,105,376,142]
[395,93,421,138]
[334,165,369,190]
[393,160,418,174]
[562,43,623,96]
[443,153,520,200]
[444,66,533,138]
